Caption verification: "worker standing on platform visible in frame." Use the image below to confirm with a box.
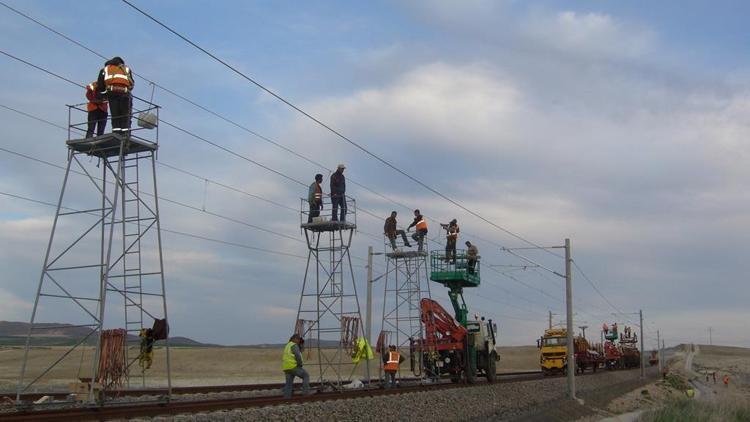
[384,211,411,251]
[282,334,310,398]
[307,174,324,223]
[383,345,404,389]
[407,209,428,252]
[441,219,459,264]
[97,57,134,135]
[330,164,346,221]
[465,241,478,274]
[85,81,108,138]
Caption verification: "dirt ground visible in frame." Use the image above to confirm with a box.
[576,344,750,421]
[1,344,540,393]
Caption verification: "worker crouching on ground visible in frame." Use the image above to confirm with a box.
[384,211,411,251]
[85,81,108,138]
[407,209,428,252]
[383,345,404,389]
[441,219,459,264]
[307,173,324,223]
[282,334,311,398]
[97,56,134,135]
[330,164,346,221]
[465,241,478,274]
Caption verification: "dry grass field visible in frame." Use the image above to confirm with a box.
[1,345,540,394]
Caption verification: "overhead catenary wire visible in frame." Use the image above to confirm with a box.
[0,11,575,312]
[120,0,564,256]
[0,13,635,326]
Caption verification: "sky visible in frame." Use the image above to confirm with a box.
[1,0,749,350]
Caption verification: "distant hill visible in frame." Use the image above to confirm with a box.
[0,321,216,347]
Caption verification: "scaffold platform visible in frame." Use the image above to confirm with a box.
[66,133,157,158]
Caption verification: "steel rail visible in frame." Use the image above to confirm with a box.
[2,372,549,420]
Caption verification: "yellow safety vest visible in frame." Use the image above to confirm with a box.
[282,341,299,371]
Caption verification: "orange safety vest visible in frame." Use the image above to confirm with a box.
[384,351,400,371]
[314,183,322,201]
[103,64,133,92]
[416,218,427,231]
[86,82,108,112]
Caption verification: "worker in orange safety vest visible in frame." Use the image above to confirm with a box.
[307,174,324,223]
[382,344,404,389]
[85,81,108,138]
[97,56,134,134]
[407,209,428,252]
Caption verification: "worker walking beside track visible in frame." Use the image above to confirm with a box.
[407,209,428,252]
[383,344,404,389]
[97,56,134,135]
[282,334,311,398]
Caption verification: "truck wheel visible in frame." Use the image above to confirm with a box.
[486,352,497,383]
[466,368,476,384]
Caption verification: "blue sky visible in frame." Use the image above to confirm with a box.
[1,1,749,349]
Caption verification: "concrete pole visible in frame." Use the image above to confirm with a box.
[549,310,552,329]
[657,330,661,374]
[565,238,576,400]
[639,309,645,379]
[365,246,373,385]
[708,327,712,345]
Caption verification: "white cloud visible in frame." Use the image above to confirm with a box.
[0,288,33,321]
[521,10,655,60]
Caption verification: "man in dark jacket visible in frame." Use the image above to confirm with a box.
[97,56,134,134]
[330,164,346,221]
[384,211,411,251]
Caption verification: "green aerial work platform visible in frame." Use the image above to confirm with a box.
[428,249,481,327]
[429,250,481,287]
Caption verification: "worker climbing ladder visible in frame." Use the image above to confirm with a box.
[379,243,431,379]
[16,100,171,403]
[297,197,364,388]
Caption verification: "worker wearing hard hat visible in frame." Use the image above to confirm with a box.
[330,164,346,222]
[97,56,134,135]
[382,345,404,389]
[282,334,311,398]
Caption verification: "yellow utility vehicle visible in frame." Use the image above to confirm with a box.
[538,328,568,375]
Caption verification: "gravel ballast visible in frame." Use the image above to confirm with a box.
[133,367,657,422]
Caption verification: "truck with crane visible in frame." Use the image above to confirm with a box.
[411,250,499,383]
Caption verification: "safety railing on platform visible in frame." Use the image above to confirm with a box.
[429,249,481,285]
[299,195,357,229]
[66,94,160,146]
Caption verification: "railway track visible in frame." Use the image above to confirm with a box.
[1,371,544,421]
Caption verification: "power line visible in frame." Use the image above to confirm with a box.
[0,190,307,260]
[0,8,566,290]
[0,43,582,309]
[121,0,560,255]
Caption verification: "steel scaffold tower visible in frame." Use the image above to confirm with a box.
[379,245,431,378]
[296,197,364,388]
[16,100,170,403]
